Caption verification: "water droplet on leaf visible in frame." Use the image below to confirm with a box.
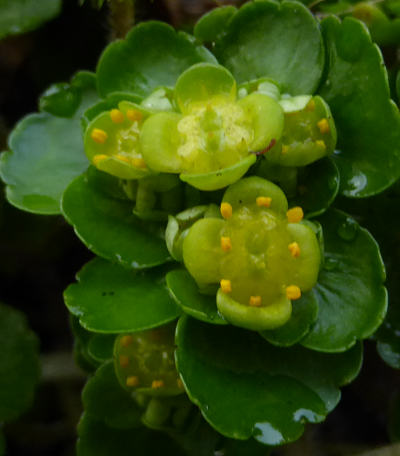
[337,217,358,241]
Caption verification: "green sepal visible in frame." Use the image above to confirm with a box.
[88,334,116,363]
[61,174,171,269]
[301,210,387,352]
[216,288,292,331]
[166,269,227,325]
[70,316,100,372]
[318,16,400,197]
[237,78,281,101]
[141,86,175,112]
[214,0,324,95]
[176,316,363,446]
[64,257,181,333]
[96,21,216,98]
[194,6,237,44]
[39,83,81,118]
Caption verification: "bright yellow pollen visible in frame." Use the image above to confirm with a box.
[281,145,289,155]
[315,139,326,149]
[110,109,124,123]
[221,236,232,251]
[317,118,330,134]
[151,379,164,389]
[119,355,129,368]
[256,196,272,208]
[91,128,108,144]
[120,335,133,347]
[127,109,143,122]
[249,296,262,307]
[115,154,131,164]
[132,158,147,169]
[287,207,304,223]
[220,202,232,219]
[288,242,301,258]
[220,279,232,294]
[92,154,108,166]
[306,99,315,111]
[286,285,301,300]
[126,376,139,387]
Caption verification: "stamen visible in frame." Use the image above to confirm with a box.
[151,380,164,389]
[287,207,304,223]
[256,196,272,208]
[126,376,139,387]
[110,109,124,123]
[221,236,232,251]
[220,279,232,294]
[317,118,330,134]
[132,158,147,169]
[127,109,143,122]
[305,99,315,111]
[249,296,262,307]
[92,154,108,166]
[91,128,108,144]
[119,355,129,368]
[286,285,301,300]
[315,139,326,149]
[120,335,133,347]
[220,202,232,219]
[288,242,301,258]
[281,145,289,155]
[115,154,131,164]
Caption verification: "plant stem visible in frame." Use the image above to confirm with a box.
[108,0,135,40]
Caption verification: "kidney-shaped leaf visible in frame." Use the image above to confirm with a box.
[318,16,400,197]
[214,1,324,95]
[64,257,181,333]
[96,21,217,98]
[301,209,387,352]
[176,316,362,446]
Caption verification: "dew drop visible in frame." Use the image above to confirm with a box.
[337,217,358,241]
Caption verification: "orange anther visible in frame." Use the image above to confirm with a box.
[288,242,301,258]
[286,285,301,300]
[256,196,272,208]
[220,202,232,219]
[287,207,304,223]
[110,109,124,123]
[221,236,232,251]
[126,376,139,387]
[249,296,262,307]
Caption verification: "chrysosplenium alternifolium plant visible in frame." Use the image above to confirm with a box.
[1,0,399,451]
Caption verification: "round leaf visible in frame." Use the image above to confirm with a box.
[0,303,40,422]
[166,269,227,325]
[97,21,217,98]
[176,316,362,446]
[194,6,237,44]
[301,210,387,352]
[0,74,98,214]
[318,16,400,197]
[61,174,171,269]
[64,257,181,333]
[214,1,324,95]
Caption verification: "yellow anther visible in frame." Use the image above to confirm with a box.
[92,154,109,166]
[315,139,326,149]
[249,296,262,307]
[288,242,301,258]
[115,154,131,164]
[221,236,232,252]
[119,355,130,368]
[110,109,124,123]
[177,378,184,389]
[220,279,232,294]
[286,285,301,300]
[132,158,147,169]
[317,118,330,134]
[281,145,289,155]
[220,202,232,219]
[151,379,164,389]
[120,335,133,347]
[126,109,143,122]
[256,196,272,208]
[126,376,139,387]
[91,128,108,144]
[305,99,315,111]
[287,207,304,223]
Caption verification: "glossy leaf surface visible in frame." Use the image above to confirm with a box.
[176,317,362,445]
[64,257,181,333]
[318,17,400,197]
[194,6,237,44]
[302,210,387,352]
[62,174,170,269]
[97,21,216,98]
[214,1,324,95]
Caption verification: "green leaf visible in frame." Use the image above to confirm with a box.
[301,210,387,352]
[64,257,181,333]
[88,334,116,363]
[61,174,171,269]
[77,414,185,456]
[166,269,227,325]
[194,6,237,44]
[176,316,362,446]
[318,16,400,197]
[0,303,40,422]
[96,21,217,98]
[214,1,324,95]
[0,429,4,456]
[82,362,142,429]
[260,290,318,347]
[0,73,98,214]
[0,0,61,39]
